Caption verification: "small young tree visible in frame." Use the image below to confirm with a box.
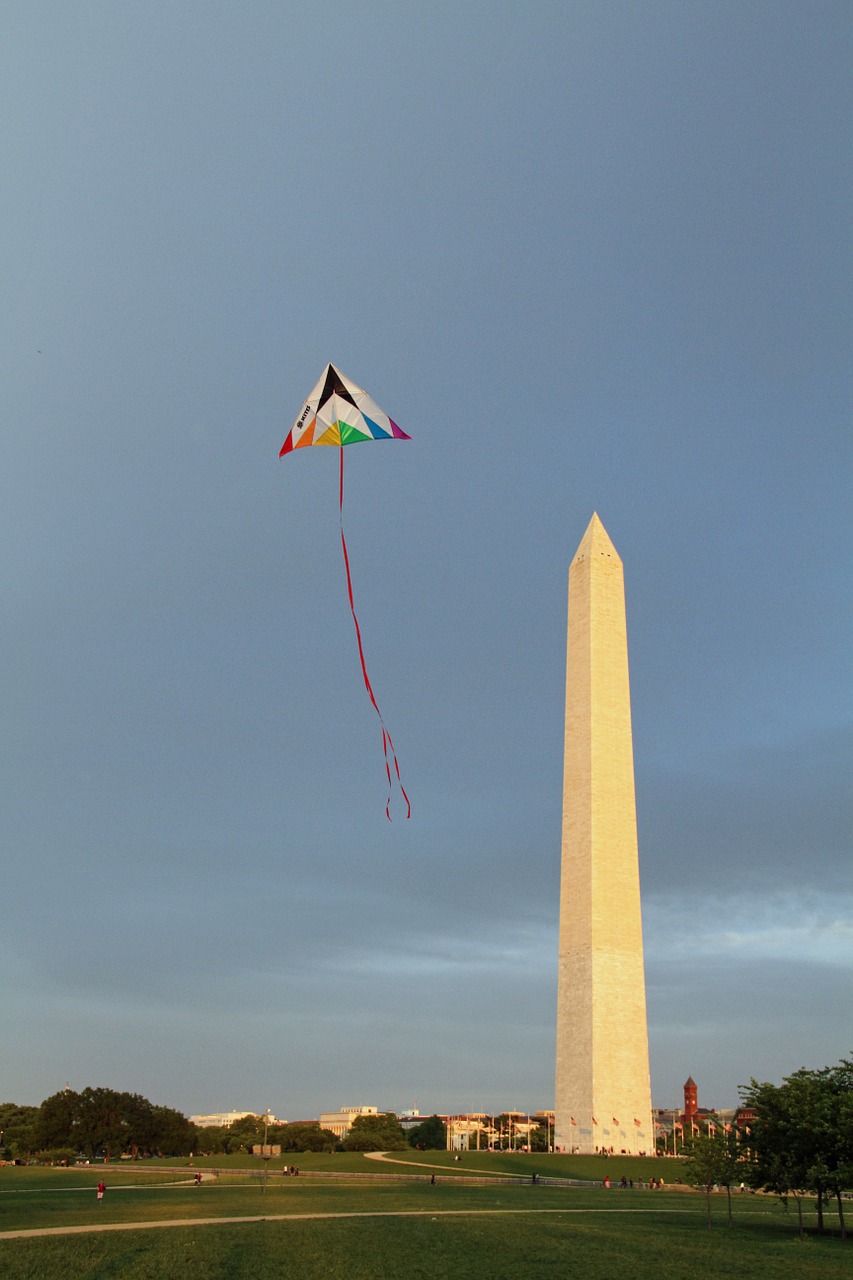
[682,1134,718,1231]
[682,1130,742,1230]
[712,1129,743,1227]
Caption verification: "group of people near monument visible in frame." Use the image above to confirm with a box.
[602,1175,665,1190]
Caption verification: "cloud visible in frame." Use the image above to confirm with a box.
[643,888,853,1108]
[638,724,853,892]
[644,889,853,967]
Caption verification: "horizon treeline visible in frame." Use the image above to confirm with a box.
[0,1090,456,1161]
[0,1089,347,1161]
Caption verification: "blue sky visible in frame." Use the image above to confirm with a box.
[1,1,850,1123]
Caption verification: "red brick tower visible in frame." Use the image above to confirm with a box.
[683,1077,698,1123]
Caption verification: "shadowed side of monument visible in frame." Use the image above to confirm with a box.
[555,514,653,1156]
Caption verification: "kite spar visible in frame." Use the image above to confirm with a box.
[280,363,411,820]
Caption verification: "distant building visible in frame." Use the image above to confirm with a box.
[734,1105,757,1131]
[190,1111,280,1128]
[318,1106,378,1141]
[444,1114,487,1151]
[441,1112,548,1151]
[678,1078,719,1132]
[654,1081,736,1152]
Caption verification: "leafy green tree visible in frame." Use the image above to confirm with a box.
[40,1087,197,1159]
[33,1090,79,1152]
[406,1115,446,1150]
[742,1057,853,1241]
[682,1134,719,1231]
[5,1089,198,1162]
[194,1124,229,1154]
[194,1115,267,1155]
[119,1093,157,1155]
[0,1103,39,1158]
[343,1112,407,1151]
[148,1106,197,1157]
[715,1129,747,1226]
[276,1122,337,1153]
[528,1122,550,1153]
[74,1087,132,1158]
[224,1114,267,1153]
[682,1129,742,1229]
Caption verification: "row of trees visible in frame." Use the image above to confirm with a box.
[0,1093,451,1162]
[197,1115,340,1155]
[682,1056,853,1240]
[0,1096,348,1161]
[188,1112,440,1155]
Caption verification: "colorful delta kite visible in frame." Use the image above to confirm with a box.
[280,363,411,820]
[280,362,411,455]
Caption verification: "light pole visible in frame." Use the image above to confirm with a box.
[261,1110,272,1193]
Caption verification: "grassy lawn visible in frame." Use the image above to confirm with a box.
[372,1149,680,1182]
[0,1160,849,1278]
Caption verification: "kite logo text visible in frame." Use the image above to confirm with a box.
[298,404,311,426]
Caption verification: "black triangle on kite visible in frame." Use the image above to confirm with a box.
[318,363,358,412]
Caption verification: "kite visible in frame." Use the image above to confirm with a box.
[280,363,411,820]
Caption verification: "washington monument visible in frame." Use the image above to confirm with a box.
[554,513,653,1155]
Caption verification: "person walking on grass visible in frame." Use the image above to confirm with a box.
[97,1180,106,1202]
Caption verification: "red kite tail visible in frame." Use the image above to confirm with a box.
[339,447,410,820]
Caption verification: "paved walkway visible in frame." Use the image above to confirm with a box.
[0,1174,215,1196]
[362,1152,528,1178]
[0,1206,693,1241]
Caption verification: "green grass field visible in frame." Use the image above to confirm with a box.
[1,1154,848,1279]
